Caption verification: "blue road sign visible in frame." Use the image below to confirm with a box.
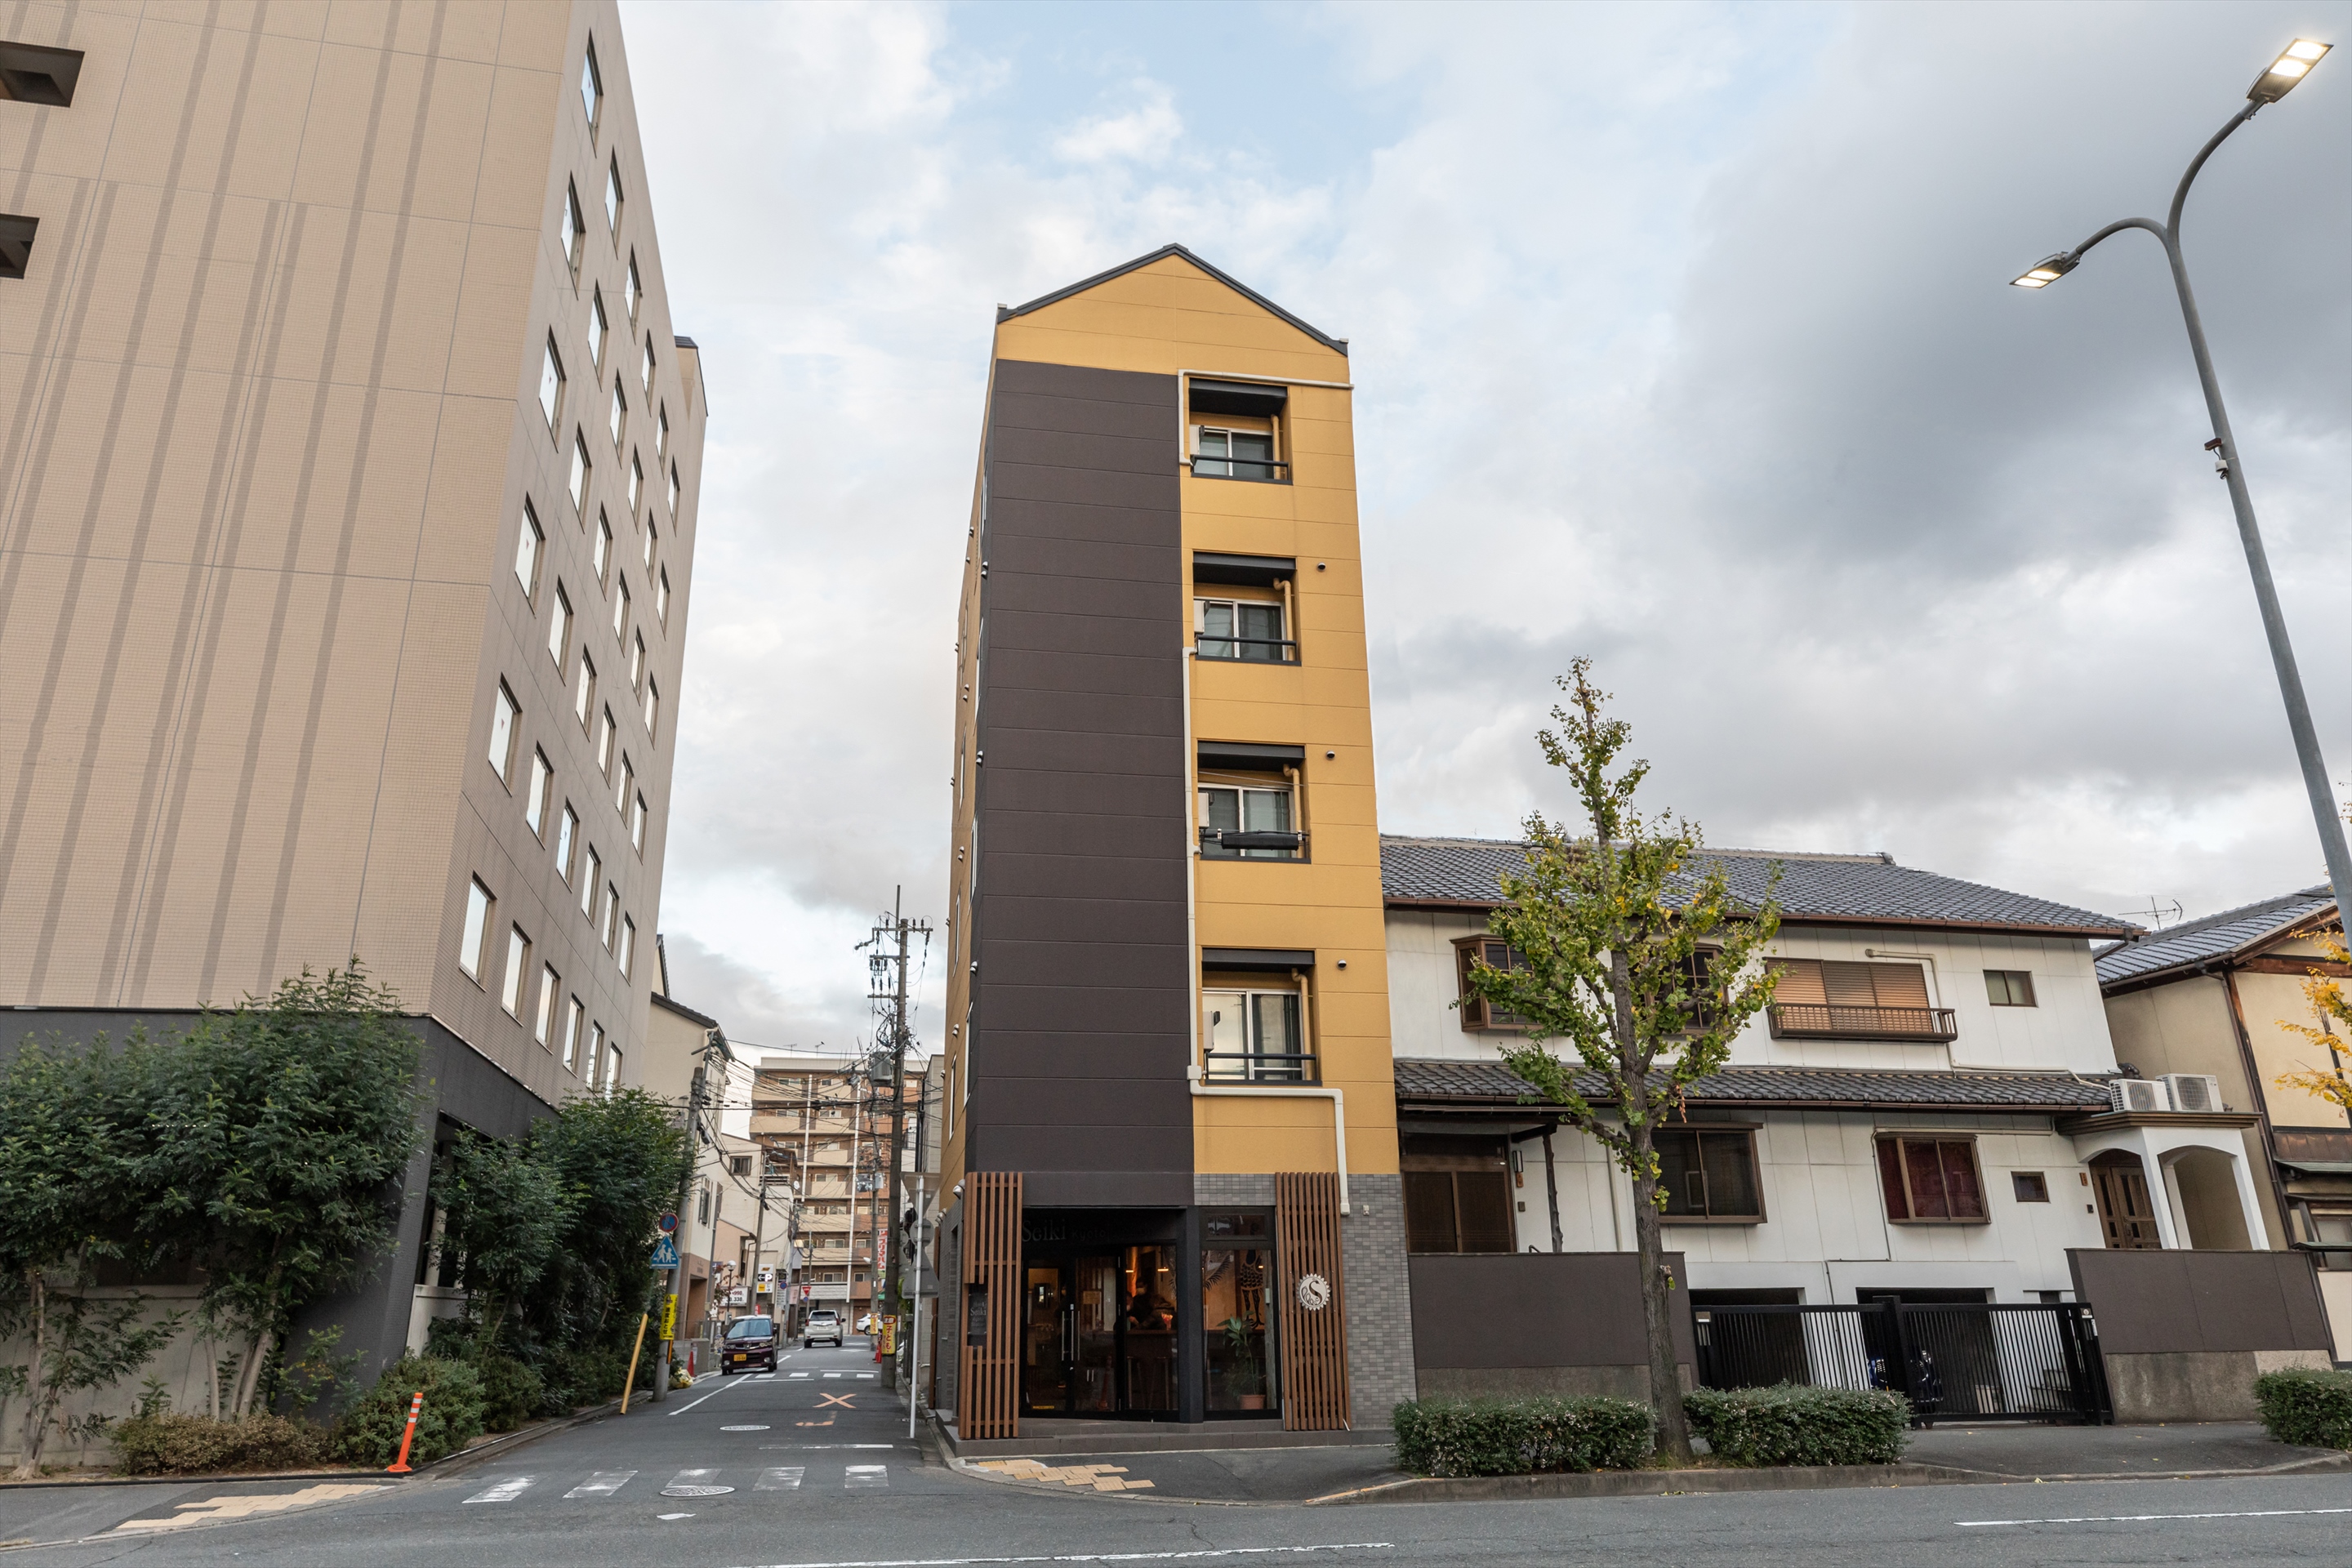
[657,1211,679,1235]
[650,1236,679,1269]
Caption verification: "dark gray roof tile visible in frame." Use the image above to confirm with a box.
[1393,1056,2113,1111]
[2093,886,2336,987]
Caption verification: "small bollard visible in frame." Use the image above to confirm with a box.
[385,1391,425,1474]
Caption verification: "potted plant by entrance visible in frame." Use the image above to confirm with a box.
[1224,1316,1266,1410]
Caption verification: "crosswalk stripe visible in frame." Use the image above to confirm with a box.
[822,1372,843,1379]
[565,1472,636,1499]
[757,1467,805,1491]
[845,1465,889,1490]
[464,1477,533,1504]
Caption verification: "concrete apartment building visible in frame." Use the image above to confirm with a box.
[751,1053,929,1324]
[934,247,1399,1439]
[0,2,704,1374]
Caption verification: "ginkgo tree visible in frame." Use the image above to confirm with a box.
[1462,661,1782,1463]
[2274,812,2352,1116]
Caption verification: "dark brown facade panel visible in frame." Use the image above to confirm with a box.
[980,770,1185,821]
[964,1031,1192,1080]
[975,941,1190,995]
[989,427,1175,479]
[984,688,1185,740]
[991,536,1181,587]
[971,989,1189,1040]
[993,359,1178,406]
[982,570,1181,621]
[987,648,1183,702]
[1018,1171,1193,1209]
[973,1120,1194,1177]
[990,389,1173,442]
[978,842,1187,893]
[985,604,1189,661]
[977,894,1190,947]
[990,461,1178,514]
[985,498,1192,554]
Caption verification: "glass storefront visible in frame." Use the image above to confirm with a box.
[1202,1211,1276,1414]
[1021,1244,1179,1416]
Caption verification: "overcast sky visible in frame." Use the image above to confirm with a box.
[621,0,2351,1056]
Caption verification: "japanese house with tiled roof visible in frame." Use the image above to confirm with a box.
[1382,835,2278,1316]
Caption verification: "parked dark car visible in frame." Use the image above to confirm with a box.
[804,1308,844,1348]
[723,1314,779,1373]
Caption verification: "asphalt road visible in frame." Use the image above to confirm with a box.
[7,1343,2352,1566]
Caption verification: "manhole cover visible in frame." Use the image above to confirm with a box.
[661,1485,735,1498]
[720,1424,770,1432]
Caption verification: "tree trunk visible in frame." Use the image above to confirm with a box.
[13,1267,44,1479]
[232,1325,270,1418]
[1629,1146,1691,1462]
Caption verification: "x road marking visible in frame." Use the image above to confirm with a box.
[817,1393,857,1410]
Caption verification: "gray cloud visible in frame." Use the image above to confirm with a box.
[625,0,2350,1042]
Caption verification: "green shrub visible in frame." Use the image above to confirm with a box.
[1683,1385,1910,1467]
[1392,1396,1655,1477]
[111,1412,334,1476]
[2255,1368,2352,1450]
[533,1344,653,1417]
[466,1352,545,1434]
[333,1355,485,1468]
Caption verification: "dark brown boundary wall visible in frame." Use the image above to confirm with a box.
[1409,1253,1696,1402]
[969,359,1191,1209]
[2068,1247,2335,1421]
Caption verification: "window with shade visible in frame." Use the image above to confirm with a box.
[1657,1125,1764,1222]
[1454,936,1530,1031]
[1877,1135,1989,1224]
[1402,1134,1514,1254]
[1768,958,1956,1041]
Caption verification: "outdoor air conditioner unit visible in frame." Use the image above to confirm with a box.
[2109,1078,2172,1114]
[2159,1073,2224,1114]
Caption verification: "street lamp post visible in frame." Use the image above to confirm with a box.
[2012,38,2352,924]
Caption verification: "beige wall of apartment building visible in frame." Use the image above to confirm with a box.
[0,2,704,1118]
[751,1053,928,1313]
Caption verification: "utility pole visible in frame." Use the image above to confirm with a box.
[859,887,930,1394]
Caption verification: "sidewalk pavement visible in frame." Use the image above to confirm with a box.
[948,1422,2345,1505]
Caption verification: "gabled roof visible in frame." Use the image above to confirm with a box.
[1394,1057,2113,1114]
[1379,835,2135,938]
[2094,885,2337,988]
[996,243,1348,357]
[651,991,720,1031]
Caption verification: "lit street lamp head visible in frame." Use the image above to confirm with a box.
[2010,252,2078,290]
[2249,38,2329,103]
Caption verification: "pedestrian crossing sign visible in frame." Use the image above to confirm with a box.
[650,1236,679,1269]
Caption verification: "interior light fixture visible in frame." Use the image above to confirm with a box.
[2010,253,2078,290]
[2250,38,2330,102]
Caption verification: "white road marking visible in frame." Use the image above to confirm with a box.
[718,1547,1396,1568]
[788,1372,813,1379]
[659,1512,694,1521]
[758,1467,805,1491]
[565,1471,637,1499]
[723,1424,773,1432]
[845,1465,889,1490]
[1961,1507,2352,1528]
[760,1443,900,1450]
[670,1377,751,1417]
[822,1372,844,1379]
[463,1477,534,1504]
[856,1373,875,1380]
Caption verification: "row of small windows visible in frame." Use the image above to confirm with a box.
[514,497,666,739]
[460,876,625,1092]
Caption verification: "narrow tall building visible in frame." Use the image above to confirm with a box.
[0,3,702,1368]
[937,247,1405,1436]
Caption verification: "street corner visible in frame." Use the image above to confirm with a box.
[966,1459,1158,1494]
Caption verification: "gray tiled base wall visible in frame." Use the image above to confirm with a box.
[1340,1173,1414,1428]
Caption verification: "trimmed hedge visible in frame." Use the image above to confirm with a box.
[1683,1385,1910,1467]
[1392,1396,1655,1477]
[333,1355,487,1468]
[112,1413,334,1476]
[2255,1368,2352,1450]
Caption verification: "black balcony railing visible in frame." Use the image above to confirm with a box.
[1766,1003,1958,1042]
[1195,633,1298,663]
[1189,455,1290,482]
[1204,1050,1318,1085]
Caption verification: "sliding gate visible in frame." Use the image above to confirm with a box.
[1692,1298,2109,1425]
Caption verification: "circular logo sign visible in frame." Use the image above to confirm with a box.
[1295,1272,1332,1312]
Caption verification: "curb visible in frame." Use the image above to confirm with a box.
[1305,1450,2352,1504]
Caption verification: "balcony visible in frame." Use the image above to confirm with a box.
[1199,826,1303,859]
[1766,1003,1958,1042]
[1194,631,1298,664]
[1203,1051,1318,1085]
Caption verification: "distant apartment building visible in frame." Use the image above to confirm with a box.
[937,247,1398,1437]
[0,3,703,1375]
[751,1053,928,1318]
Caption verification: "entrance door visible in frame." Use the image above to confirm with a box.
[2091,1152,2163,1250]
[1021,1246,1178,1417]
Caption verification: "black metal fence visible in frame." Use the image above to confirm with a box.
[1692,1298,2109,1425]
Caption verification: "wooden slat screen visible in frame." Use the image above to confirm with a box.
[958,1171,1022,1440]
[1275,1171,1351,1431]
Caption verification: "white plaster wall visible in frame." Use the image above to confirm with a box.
[1384,911,2123,1076]
[1493,1112,2109,1302]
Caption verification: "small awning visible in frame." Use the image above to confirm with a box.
[1203,948,1315,973]
[1188,378,1287,417]
[1193,551,1294,588]
[1198,740,1304,772]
